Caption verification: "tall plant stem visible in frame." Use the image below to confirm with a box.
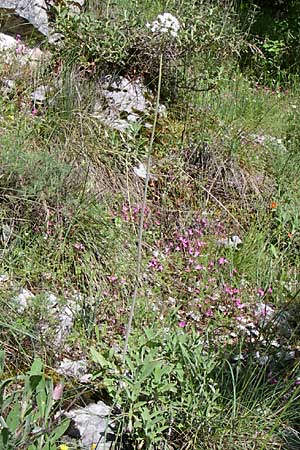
[122,54,163,360]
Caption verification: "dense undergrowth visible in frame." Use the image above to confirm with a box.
[0,0,300,449]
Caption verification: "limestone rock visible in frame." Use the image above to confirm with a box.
[0,32,17,51]
[57,358,92,383]
[0,0,49,37]
[92,76,150,131]
[13,288,35,313]
[217,235,242,249]
[65,401,114,450]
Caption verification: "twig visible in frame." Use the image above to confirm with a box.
[122,54,163,360]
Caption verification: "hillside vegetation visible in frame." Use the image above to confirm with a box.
[0,1,300,449]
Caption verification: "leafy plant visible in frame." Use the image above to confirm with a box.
[98,327,221,449]
[0,357,69,450]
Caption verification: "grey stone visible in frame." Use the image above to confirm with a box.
[30,85,48,103]
[0,32,50,70]
[254,302,275,324]
[0,0,49,37]
[217,235,242,248]
[0,274,9,282]
[57,358,92,383]
[254,303,292,337]
[92,76,151,131]
[65,0,85,14]
[53,299,80,347]
[0,32,16,51]
[65,401,114,450]
[13,288,34,312]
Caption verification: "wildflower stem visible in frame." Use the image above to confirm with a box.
[122,54,163,360]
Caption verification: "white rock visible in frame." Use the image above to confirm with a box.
[14,288,34,312]
[93,76,150,131]
[133,162,158,181]
[57,358,88,379]
[0,32,17,51]
[255,351,269,365]
[54,301,79,347]
[0,0,49,36]
[65,401,114,450]
[133,162,147,179]
[217,235,242,248]
[30,85,48,103]
[45,292,58,307]
[65,0,85,14]
[22,47,47,68]
[1,79,15,97]
[254,302,275,324]
[2,223,13,244]
[0,274,9,282]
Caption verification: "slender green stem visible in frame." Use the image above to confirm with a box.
[122,54,163,360]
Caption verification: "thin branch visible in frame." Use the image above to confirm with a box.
[122,54,163,360]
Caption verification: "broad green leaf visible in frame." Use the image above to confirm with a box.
[90,346,108,367]
[6,403,21,432]
[49,419,70,443]
[30,358,43,377]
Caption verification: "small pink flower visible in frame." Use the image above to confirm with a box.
[31,108,38,116]
[235,298,246,309]
[74,242,85,251]
[149,258,158,268]
[16,44,27,55]
[195,264,204,270]
[218,257,228,265]
[178,321,186,328]
[53,383,64,401]
[268,287,273,293]
[258,288,265,297]
[205,309,213,317]
[108,275,118,282]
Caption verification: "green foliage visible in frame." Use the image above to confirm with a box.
[238,0,300,84]
[98,328,221,448]
[53,0,245,102]
[0,357,69,450]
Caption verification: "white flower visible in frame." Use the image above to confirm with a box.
[146,12,180,38]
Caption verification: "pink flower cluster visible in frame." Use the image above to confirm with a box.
[16,34,27,55]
